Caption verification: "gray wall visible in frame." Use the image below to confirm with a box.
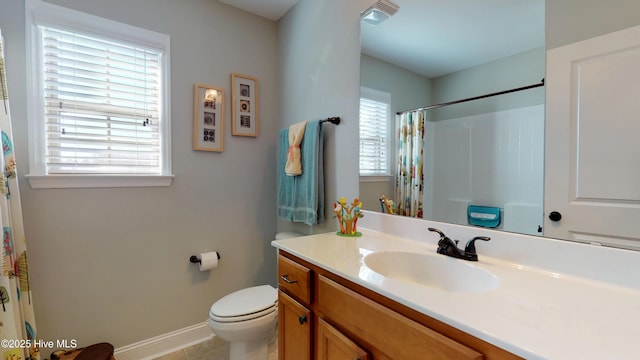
[430,47,545,121]
[0,0,279,348]
[360,54,433,116]
[546,0,640,49]
[359,54,432,212]
[276,0,368,235]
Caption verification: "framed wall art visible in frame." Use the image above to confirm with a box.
[193,84,224,152]
[231,73,258,137]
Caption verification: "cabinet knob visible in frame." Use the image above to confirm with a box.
[548,211,562,222]
[298,314,307,325]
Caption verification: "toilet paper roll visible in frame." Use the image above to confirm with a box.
[197,251,219,271]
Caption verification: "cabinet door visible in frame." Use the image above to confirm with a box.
[317,275,483,360]
[278,290,311,360]
[316,318,369,360]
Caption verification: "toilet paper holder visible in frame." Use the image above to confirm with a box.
[189,252,221,264]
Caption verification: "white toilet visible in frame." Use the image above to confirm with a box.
[209,285,278,360]
[208,232,303,360]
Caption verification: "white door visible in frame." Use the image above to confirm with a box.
[545,25,640,249]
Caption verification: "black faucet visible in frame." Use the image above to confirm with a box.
[428,228,490,261]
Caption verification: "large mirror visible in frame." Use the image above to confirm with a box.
[359,0,546,237]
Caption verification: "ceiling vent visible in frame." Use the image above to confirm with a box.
[361,0,400,26]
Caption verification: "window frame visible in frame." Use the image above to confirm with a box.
[25,0,173,188]
[359,86,392,181]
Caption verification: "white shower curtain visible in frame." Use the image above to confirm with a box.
[0,29,40,360]
[395,110,425,218]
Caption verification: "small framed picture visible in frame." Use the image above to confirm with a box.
[194,84,224,152]
[231,73,258,137]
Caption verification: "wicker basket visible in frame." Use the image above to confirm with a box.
[50,342,114,360]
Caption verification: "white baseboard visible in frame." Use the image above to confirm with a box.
[114,321,214,360]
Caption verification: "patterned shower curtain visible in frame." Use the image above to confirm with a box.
[0,30,40,360]
[395,110,425,218]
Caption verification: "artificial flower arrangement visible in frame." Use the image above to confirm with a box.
[333,197,364,237]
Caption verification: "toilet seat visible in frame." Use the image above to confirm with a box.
[210,285,277,323]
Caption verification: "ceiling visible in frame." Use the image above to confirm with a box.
[218,0,299,21]
[219,0,545,78]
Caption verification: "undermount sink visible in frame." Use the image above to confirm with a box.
[363,251,499,293]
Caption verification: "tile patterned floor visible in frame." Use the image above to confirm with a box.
[152,336,277,360]
[153,337,229,360]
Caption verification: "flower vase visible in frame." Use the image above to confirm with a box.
[343,218,355,235]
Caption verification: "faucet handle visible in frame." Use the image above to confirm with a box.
[428,227,446,239]
[428,227,454,247]
[464,236,491,256]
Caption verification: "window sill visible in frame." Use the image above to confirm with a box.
[25,174,175,189]
[359,175,393,183]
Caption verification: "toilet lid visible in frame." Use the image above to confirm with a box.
[210,285,277,322]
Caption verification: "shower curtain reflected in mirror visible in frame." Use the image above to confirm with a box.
[395,110,424,217]
[0,30,40,360]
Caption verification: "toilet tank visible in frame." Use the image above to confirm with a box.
[275,232,304,240]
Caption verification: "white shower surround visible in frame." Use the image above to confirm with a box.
[424,104,545,235]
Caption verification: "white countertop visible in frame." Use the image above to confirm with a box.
[272,228,640,360]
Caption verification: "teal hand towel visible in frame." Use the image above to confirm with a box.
[277,120,324,225]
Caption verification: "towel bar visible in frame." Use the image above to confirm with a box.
[320,116,340,125]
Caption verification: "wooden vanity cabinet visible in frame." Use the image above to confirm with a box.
[277,254,313,358]
[277,251,522,360]
[316,317,369,360]
[278,290,312,359]
[317,274,481,359]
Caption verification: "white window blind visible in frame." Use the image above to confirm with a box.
[40,26,162,174]
[359,88,391,176]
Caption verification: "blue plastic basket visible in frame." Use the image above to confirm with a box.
[467,205,501,228]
